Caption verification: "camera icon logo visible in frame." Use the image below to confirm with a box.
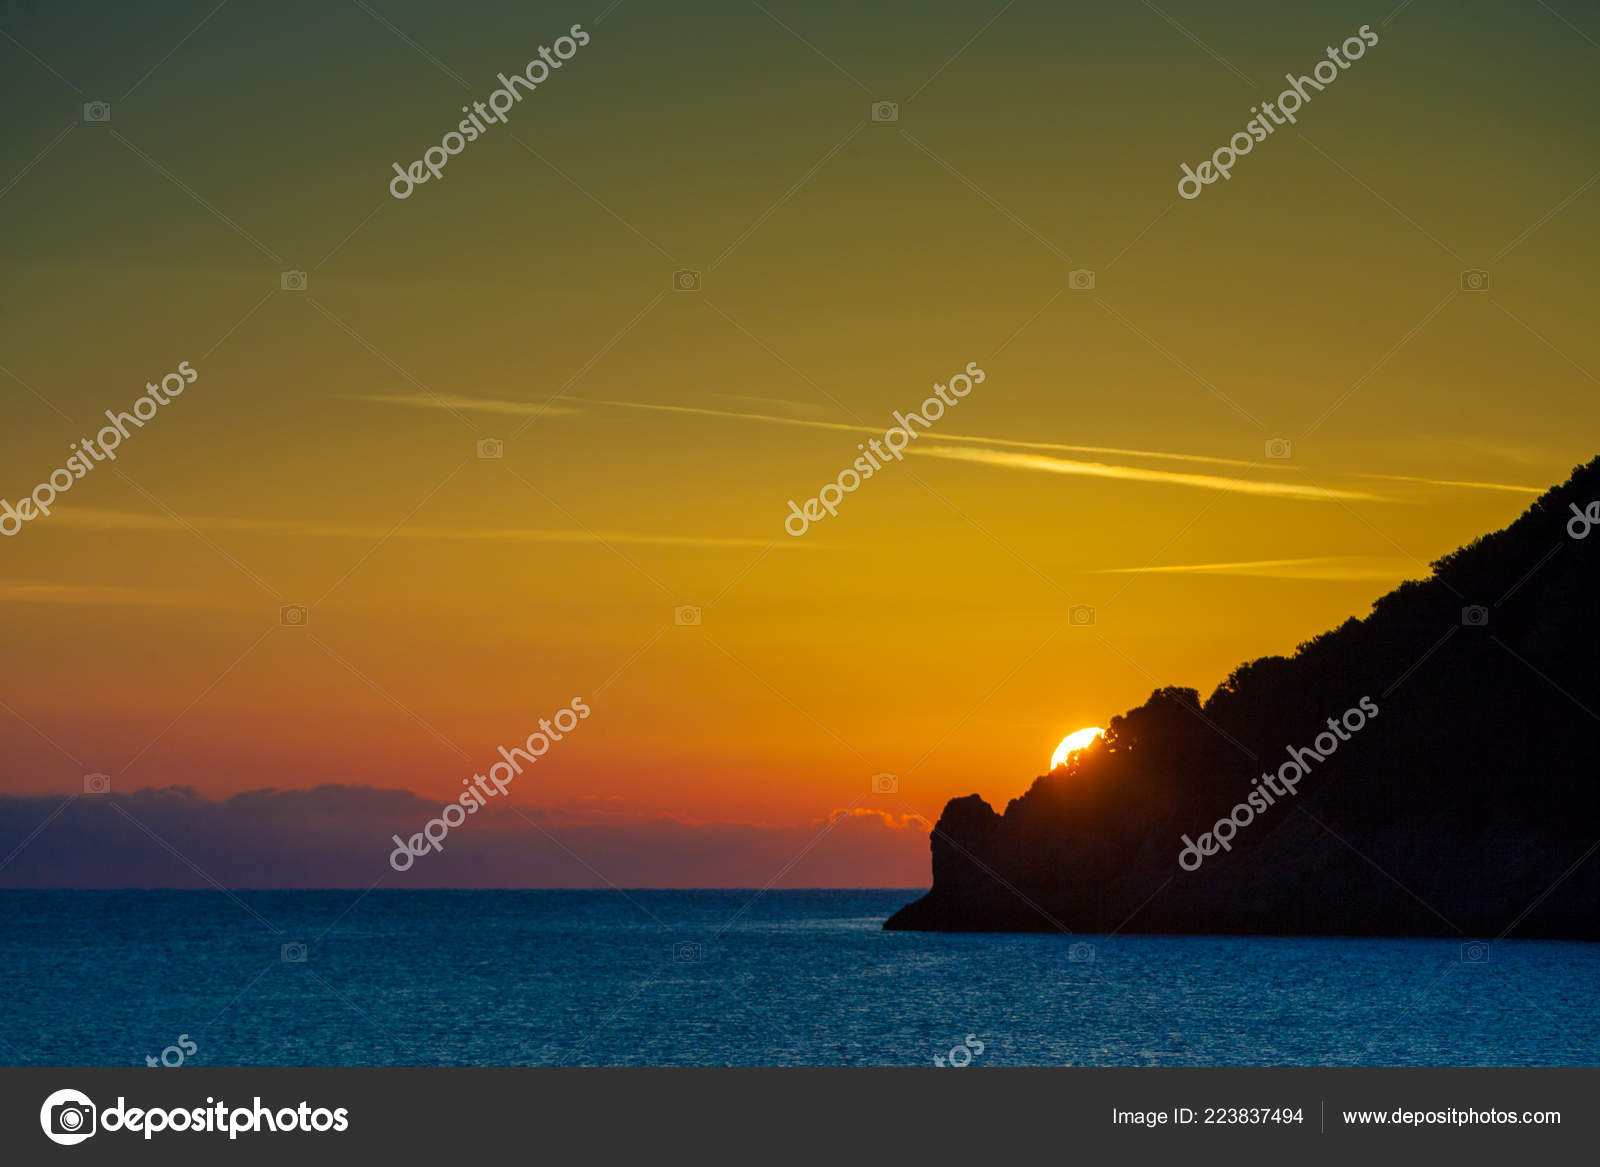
[476,438,504,460]
[280,270,307,292]
[1461,605,1489,627]
[1460,269,1489,292]
[83,773,111,795]
[871,773,898,794]
[1265,438,1292,460]
[871,101,899,122]
[40,1088,97,1145]
[1068,269,1096,291]
[1068,941,1096,963]
[82,101,110,123]
[673,941,704,963]
[281,942,308,963]
[279,604,308,628]
[1069,604,1096,627]
[672,269,701,292]
[1460,940,1489,963]
[674,605,701,626]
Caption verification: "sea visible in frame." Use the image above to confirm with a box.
[2,890,1595,1066]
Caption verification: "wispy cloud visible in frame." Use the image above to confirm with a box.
[911,445,1384,502]
[581,398,1273,469]
[358,392,1517,499]
[348,393,584,417]
[1346,471,1541,494]
[710,393,829,417]
[1092,556,1419,581]
[46,507,796,550]
[821,806,931,830]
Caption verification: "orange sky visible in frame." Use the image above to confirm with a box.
[2,0,1596,876]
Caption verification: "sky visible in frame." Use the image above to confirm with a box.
[0,0,1596,885]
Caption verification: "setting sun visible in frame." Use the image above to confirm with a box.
[1050,727,1105,770]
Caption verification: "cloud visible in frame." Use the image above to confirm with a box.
[44,507,796,550]
[1346,471,1541,495]
[348,393,583,417]
[583,398,1273,469]
[0,786,932,889]
[1092,556,1419,581]
[361,394,1518,500]
[710,393,830,418]
[911,445,1384,502]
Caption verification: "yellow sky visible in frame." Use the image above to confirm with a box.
[1,0,1596,850]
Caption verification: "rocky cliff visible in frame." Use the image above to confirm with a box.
[887,458,1600,937]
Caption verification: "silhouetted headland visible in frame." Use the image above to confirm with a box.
[887,457,1600,937]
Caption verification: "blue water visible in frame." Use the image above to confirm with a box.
[1,890,1595,1066]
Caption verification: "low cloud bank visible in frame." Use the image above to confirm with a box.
[0,786,931,889]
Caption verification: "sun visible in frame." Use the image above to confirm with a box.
[1050,727,1104,770]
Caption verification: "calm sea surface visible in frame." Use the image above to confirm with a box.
[2,890,1595,1066]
